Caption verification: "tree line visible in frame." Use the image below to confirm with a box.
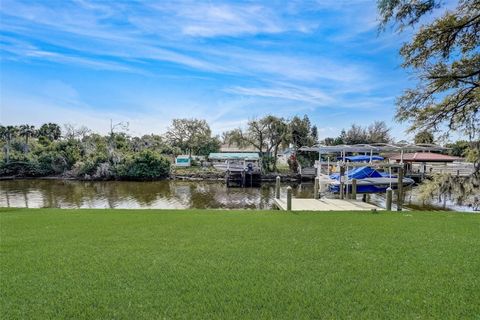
[1,116,476,179]
[0,115,318,178]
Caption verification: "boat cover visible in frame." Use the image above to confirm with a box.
[330,166,383,180]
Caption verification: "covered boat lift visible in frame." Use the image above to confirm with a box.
[297,143,449,210]
[299,143,449,176]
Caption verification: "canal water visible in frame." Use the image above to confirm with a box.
[0,179,470,211]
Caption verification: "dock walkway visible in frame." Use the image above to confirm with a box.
[274,198,382,211]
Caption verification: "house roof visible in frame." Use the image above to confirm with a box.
[388,152,462,162]
[209,152,260,160]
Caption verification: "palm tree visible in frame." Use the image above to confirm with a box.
[18,125,36,152]
[19,125,36,144]
[0,125,18,163]
[38,123,61,141]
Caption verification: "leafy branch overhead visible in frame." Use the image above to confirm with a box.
[378,0,479,139]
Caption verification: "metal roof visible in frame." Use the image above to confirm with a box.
[299,143,449,153]
[208,152,260,160]
[388,152,462,162]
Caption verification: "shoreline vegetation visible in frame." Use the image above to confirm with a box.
[1,208,479,319]
[0,117,320,181]
[0,167,302,182]
[1,118,475,183]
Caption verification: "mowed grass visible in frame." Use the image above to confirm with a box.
[1,208,479,319]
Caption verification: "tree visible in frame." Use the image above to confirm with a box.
[378,0,480,204]
[264,116,289,171]
[18,125,36,145]
[289,115,315,149]
[64,124,91,141]
[414,130,435,144]
[165,119,213,156]
[227,120,268,154]
[367,121,391,143]
[323,137,335,146]
[343,124,368,144]
[445,140,470,157]
[227,116,289,171]
[38,123,61,141]
[378,0,479,140]
[195,136,221,157]
[311,125,318,144]
[0,125,18,163]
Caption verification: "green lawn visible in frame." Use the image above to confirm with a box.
[1,208,479,319]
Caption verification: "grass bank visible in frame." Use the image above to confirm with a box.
[1,208,479,319]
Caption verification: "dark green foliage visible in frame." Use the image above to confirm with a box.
[165,118,217,156]
[0,161,41,177]
[414,130,435,144]
[38,123,61,141]
[289,115,316,149]
[0,123,176,180]
[323,121,391,145]
[119,150,170,180]
[36,154,61,175]
[445,140,480,163]
[261,155,276,172]
[195,136,221,156]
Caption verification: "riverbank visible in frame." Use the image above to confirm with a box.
[171,166,300,182]
[0,166,302,182]
[1,208,479,319]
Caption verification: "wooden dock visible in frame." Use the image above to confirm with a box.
[274,198,382,211]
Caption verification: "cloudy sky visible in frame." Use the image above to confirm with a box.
[1,0,423,139]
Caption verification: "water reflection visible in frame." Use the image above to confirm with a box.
[0,180,312,209]
[0,179,468,211]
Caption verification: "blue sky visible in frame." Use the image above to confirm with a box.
[1,0,420,139]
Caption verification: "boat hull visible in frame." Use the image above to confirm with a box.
[328,177,414,194]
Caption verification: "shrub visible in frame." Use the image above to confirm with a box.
[120,150,170,180]
[37,153,67,175]
[0,160,41,177]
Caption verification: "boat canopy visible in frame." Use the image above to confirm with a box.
[299,143,448,153]
[208,152,260,161]
[338,155,384,162]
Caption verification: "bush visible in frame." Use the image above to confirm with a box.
[119,150,170,180]
[0,160,41,177]
[37,153,67,175]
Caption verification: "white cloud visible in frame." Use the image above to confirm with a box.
[0,0,417,139]
[226,85,334,105]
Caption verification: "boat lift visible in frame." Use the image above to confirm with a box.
[298,143,449,204]
[300,143,448,175]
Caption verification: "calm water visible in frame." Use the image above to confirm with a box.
[0,179,314,209]
[0,179,468,211]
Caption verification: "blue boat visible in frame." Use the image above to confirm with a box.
[328,166,414,194]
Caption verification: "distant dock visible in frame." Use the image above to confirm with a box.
[274,198,382,211]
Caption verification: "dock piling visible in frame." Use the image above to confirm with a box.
[397,167,404,211]
[339,166,345,200]
[286,186,292,211]
[275,176,281,199]
[351,178,357,200]
[386,187,392,211]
